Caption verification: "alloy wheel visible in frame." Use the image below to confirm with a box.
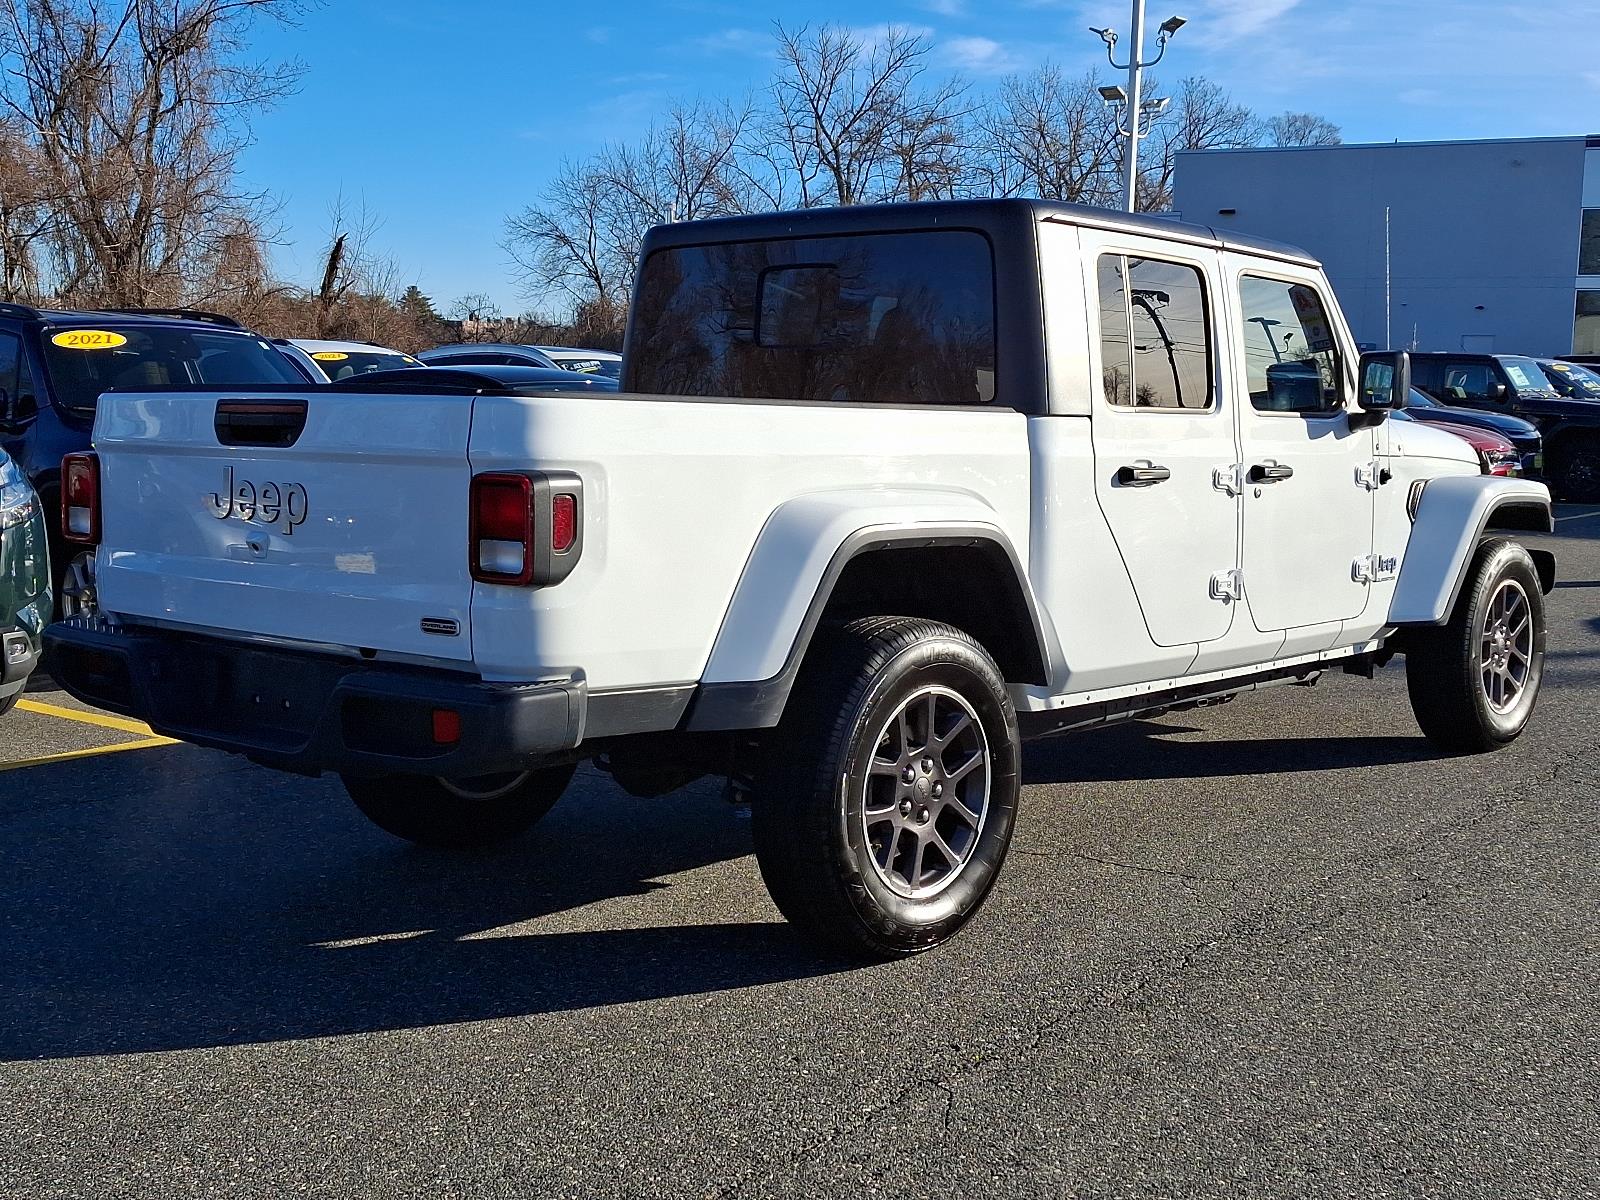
[862,685,990,899]
[1479,578,1533,713]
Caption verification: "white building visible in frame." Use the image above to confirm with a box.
[1173,135,1600,356]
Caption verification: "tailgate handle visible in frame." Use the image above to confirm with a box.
[214,399,307,448]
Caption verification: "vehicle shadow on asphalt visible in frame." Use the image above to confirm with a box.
[0,758,857,1061]
[1022,720,1438,784]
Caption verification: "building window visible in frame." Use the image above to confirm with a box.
[1577,291,1600,356]
[1096,253,1213,410]
[1582,210,1600,277]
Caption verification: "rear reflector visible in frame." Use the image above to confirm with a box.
[61,452,100,544]
[432,709,461,745]
[551,493,577,553]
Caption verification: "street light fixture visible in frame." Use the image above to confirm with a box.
[1091,3,1187,212]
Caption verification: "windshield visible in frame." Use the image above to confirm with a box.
[1500,357,1555,395]
[554,357,621,380]
[43,325,303,409]
[307,350,422,381]
[1540,359,1600,399]
[1407,388,1438,408]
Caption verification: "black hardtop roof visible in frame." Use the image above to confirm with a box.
[640,197,1318,267]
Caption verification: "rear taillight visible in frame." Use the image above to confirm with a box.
[61,452,100,544]
[470,473,534,585]
[469,471,583,586]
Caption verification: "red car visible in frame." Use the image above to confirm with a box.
[1416,417,1523,476]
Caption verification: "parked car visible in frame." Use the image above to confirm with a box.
[417,343,561,369]
[276,339,423,382]
[47,199,1555,959]
[1395,411,1522,475]
[536,347,622,379]
[1536,357,1600,401]
[0,447,48,715]
[336,365,620,394]
[1401,387,1543,477]
[0,303,306,612]
[1409,351,1600,500]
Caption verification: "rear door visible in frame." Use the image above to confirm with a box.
[95,389,476,662]
[1083,231,1239,649]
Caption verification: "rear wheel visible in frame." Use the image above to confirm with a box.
[1406,538,1545,753]
[1548,434,1600,503]
[342,763,576,848]
[751,616,1021,959]
[57,551,96,619]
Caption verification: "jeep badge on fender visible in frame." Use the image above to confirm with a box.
[206,465,308,535]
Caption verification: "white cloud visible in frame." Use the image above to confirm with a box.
[691,28,772,56]
[584,26,611,44]
[918,0,968,14]
[938,35,1026,74]
[1189,0,1305,46]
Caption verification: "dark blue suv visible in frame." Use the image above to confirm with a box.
[0,304,304,612]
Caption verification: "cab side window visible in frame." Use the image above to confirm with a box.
[0,332,33,419]
[1443,361,1492,402]
[1097,254,1213,410]
[1237,276,1344,414]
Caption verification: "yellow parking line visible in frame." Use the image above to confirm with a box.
[15,698,161,737]
[0,736,176,773]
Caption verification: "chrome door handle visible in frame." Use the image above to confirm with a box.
[1116,463,1171,486]
[1249,462,1294,483]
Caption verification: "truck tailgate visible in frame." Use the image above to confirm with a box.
[94,391,475,663]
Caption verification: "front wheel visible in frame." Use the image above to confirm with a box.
[342,763,577,848]
[1406,538,1546,753]
[751,616,1021,959]
[1549,434,1600,503]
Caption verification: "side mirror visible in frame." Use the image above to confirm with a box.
[1487,382,1509,401]
[1357,351,1409,418]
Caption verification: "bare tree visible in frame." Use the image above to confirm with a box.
[976,64,1120,204]
[0,0,305,307]
[1266,111,1342,147]
[764,23,970,207]
[1140,76,1260,210]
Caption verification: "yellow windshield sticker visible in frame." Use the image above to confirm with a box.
[311,351,349,362]
[51,329,128,351]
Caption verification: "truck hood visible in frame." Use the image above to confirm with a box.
[1390,419,1481,466]
[1408,403,1538,442]
[1514,395,1600,422]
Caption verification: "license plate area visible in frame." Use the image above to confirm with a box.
[152,638,343,749]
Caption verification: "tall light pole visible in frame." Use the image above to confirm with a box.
[1090,7,1185,212]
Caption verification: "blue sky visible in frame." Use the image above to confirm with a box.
[238,0,1600,311]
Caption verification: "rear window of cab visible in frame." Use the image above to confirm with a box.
[627,230,997,406]
[42,325,303,409]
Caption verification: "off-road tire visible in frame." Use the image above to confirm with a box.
[0,693,17,717]
[1549,434,1600,503]
[342,764,577,849]
[751,616,1021,959]
[1406,538,1545,753]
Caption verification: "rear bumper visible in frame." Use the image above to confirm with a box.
[43,620,586,777]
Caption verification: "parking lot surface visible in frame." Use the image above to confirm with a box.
[2,511,1597,1199]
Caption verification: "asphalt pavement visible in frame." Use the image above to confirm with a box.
[1,511,1596,1198]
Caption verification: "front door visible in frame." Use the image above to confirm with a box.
[1087,238,1239,650]
[1232,268,1374,642]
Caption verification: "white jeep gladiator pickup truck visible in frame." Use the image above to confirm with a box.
[46,200,1555,958]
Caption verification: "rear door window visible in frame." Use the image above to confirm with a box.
[629,230,996,406]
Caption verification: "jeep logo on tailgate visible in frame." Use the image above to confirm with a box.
[207,465,309,535]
